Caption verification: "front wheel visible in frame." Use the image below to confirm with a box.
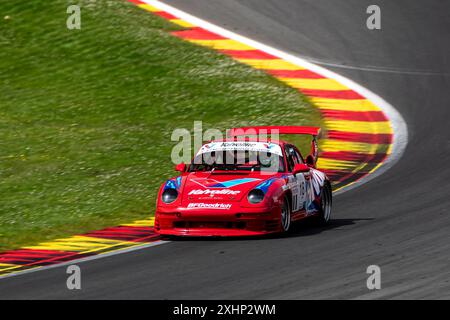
[316,181,332,225]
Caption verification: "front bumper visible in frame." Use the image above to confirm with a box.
[155,205,281,237]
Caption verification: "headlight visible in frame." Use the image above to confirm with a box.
[247,189,265,204]
[162,188,178,204]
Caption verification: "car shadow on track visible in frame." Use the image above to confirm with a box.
[160,218,374,242]
[283,217,374,238]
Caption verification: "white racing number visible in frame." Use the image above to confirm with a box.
[296,173,307,212]
[288,173,307,212]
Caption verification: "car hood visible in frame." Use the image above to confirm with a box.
[180,171,279,205]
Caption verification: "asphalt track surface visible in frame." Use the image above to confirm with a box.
[1,0,449,299]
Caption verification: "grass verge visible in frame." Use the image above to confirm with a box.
[0,0,322,250]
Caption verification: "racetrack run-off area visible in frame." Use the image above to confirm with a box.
[0,0,404,280]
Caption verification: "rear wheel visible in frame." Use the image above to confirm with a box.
[316,182,332,225]
[280,196,291,232]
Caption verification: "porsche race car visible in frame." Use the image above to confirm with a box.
[154,126,332,237]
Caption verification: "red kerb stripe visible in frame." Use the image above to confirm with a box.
[266,69,324,79]
[327,131,393,144]
[127,0,144,4]
[301,89,365,99]
[321,110,388,122]
[153,11,177,20]
[219,49,278,60]
[0,249,84,265]
[172,27,226,40]
[321,151,387,163]
[85,226,158,242]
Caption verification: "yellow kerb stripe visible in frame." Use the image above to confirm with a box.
[170,19,196,28]
[122,218,155,227]
[318,159,378,177]
[320,139,392,154]
[24,236,137,253]
[317,158,362,171]
[236,59,304,70]
[187,39,254,50]
[278,78,349,90]
[137,4,160,12]
[310,98,381,112]
[324,120,392,134]
[0,263,19,270]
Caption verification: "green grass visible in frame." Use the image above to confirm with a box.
[0,0,322,251]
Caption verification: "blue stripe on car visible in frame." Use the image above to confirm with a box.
[164,177,182,191]
[210,178,260,188]
[255,178,277,193]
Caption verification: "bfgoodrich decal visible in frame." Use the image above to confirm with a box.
[187,203,232,210]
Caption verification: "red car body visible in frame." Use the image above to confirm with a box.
[154,126,332,237]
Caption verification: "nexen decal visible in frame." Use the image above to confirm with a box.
[187,203,232,210]
[189,189,241,196]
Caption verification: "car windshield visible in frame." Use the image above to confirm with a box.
[189,142,285,172]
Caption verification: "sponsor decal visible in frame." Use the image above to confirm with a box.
[189,189,240,196]
[197,141,282,156]
[187,203,232,210]
[285,172,321,214]
[311,169,325,197]
[191,178,261,189]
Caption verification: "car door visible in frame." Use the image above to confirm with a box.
[285,145,308,213]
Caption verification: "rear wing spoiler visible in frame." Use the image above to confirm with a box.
[228,126,321,165]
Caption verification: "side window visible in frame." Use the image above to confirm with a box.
[293,147,304,164]
[284,145,295,172]
[290,146,302,165]
[285,145,301,172]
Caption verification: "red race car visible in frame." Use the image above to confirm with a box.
[154,126,332,237]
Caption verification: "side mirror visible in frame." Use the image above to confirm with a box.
[293,163,310,175]
[175,163,186,172]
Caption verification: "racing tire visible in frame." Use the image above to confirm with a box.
[280,195,292,232]
[315,181,332,225]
